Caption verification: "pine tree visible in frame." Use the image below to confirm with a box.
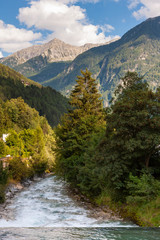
[55,69,105,183]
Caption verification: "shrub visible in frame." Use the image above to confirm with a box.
[0,162,9,203]
[8,157,30,181]
[0,140,6,156]
[126,171,160,204]
[31,157,48,176]
[0,184,5,203]
[0,161,8,184]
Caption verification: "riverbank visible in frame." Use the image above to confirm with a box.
[66,186,160,227]
[0,174,51,221]
[119,199,160,227]
[0,174,125,224]
[92,193,160,227]
[66,186,124,222]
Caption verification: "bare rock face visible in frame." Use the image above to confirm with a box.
[0,38,119,68]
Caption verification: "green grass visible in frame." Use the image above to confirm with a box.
[125,197,160,227]
[94,191,160,227]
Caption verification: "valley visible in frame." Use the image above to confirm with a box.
[2,17,160,106]
[0,15,160,233]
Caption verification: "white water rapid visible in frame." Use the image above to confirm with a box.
[0,175,133,228]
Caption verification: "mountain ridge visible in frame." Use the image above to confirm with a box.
[2,17,160,106]
[0,38,119,69]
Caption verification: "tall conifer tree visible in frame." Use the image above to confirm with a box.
[55,69,105,182]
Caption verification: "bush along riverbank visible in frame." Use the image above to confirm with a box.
[0,156,54,204]
[94,186,160,227]
[55,70,160,227]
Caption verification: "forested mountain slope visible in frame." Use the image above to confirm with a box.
[0,64,69,127]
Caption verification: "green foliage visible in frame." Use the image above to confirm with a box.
[0,97,55,182]
[126,172,160,204]
[0,162,9,203]
[76,130,106,196]
[0,63,69,127]
[8,157,30,181]
[0,140,6,156]
[19,129,37,157]
[0,162,8,184]
[98,72,160,198]
[44,130,56,171]
[0,184,5,203]
[55,69,105,183]
[31,157,48,176]
[74,71,160,202]
[29,127,48,175]
[5,130,22,156]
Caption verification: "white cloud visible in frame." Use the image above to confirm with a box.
[0,20,41,53]
[0,51,3,58]
[60,0,100,3]
[101,24,115,33]
[128,0,140,9]
[80,0,100,2]
[128,0,160,20]
[18,0,116,46]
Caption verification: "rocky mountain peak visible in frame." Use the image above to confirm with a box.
[0,37,119,68]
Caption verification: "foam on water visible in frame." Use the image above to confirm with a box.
[0,176,134,227]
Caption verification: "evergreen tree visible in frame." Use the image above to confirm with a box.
[93,71,160,199]
[55,69,105,183]
[107,71,160,169]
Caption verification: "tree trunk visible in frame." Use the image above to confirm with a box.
[145,153,152,168]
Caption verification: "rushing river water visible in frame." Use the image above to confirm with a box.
[0,175,159,239]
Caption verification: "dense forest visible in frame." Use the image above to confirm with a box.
[0,63,70,127]
[55,69,160,227]
[0,97,55,203]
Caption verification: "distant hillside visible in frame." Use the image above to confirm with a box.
[43,16,160,105]
[0,64,69,127]
[0,63,41,87]
[18,16,160,106]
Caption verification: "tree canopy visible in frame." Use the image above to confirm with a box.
[65,71,160,201]
[55,69,105,183]
[86,71,160,199]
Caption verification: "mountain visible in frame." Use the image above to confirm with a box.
[0,37,119,79]
[0,63,69,127]
[2,17,160,106]
[40,16,160,105]
[16,16,159,106]
[0,38,111,73]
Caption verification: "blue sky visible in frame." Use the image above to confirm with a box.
[0,0,160,57]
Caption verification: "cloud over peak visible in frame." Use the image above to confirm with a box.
[18,0,116,46]
[0,20,41,53]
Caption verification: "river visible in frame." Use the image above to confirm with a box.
[0,175,159,239]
